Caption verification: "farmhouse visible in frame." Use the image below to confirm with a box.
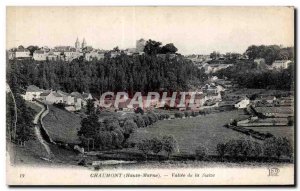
[260,95,276,104]
[41,91,63,104]
[234,97,250,109]
[271,60,292,69]
[24,85,44,101]
[57,90,75,105]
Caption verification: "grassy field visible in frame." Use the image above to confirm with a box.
[128,110,252,155]
[25,101,42,113]
[43,105,81,144]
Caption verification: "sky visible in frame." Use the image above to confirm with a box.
[7,6,294,55]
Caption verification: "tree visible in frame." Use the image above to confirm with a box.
[137,139,153,159]
[162,135,178,158]
[78,114,100,138]
[160,43,178,54]
[150,137,163,155]
[263,137,293,160]
[27,45,40,56]
[195,145,207,160]
[210,51,220,60]
[144,39,162,55]
[85,99,95,115]
[123,119,137,139]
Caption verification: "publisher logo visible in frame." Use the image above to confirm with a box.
[268,168,280,176]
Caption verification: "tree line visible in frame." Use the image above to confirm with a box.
[245,45,294,65]
[7,53,206,96]
[215,61,294,90]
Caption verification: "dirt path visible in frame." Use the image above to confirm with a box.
[31,101,53,159]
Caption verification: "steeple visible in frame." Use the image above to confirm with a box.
[82,38,87,49]
[75,37,80,49]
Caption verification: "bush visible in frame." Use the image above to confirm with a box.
[191,111,199,117]
[164,114,170,119]
[263,137,293,159]
[137,139,153,159]
[150,137,163,155]
[148,112,158,124]
[123,119,138,139]
[174,112,184,118]
[195,145,207,160]
[222,139,263,159]
[216,143,226,157]
[184,111,191,117]
[142,115,150,126]
[134,114,146,128]
[162,135,178,158]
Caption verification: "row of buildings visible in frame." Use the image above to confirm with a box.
[254,58,292,70]
[8,38,147,62]
[23,85,93,111]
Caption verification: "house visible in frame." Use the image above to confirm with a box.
[24,85,44,101]
[84,51,105,61]
[82,92,93,100]
[33,50,48,61]
[42,91,63,104]
[64,49,81,61]
[8,50,15,60]
[235,97,250,109]
[57,90,75,105]
[271,60,292,69]
[204,64,233,74]
[254,58,265,66]
[15,48,31,59]
[261,95,276,104]
[70,92,85,109]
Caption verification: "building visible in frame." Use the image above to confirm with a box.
[75,37,80,49]
[271,60,292,69]
[234,97,250,109]
[136,38,146,52]
[57,90,75,105]
[33,50,48,61]
[24,85,44,101]
[204,64,233,74]
[85,51,105,61]
[254,58,266,66]
[82,38,87,49]
[41,91,64,104]
[15,48,31,59]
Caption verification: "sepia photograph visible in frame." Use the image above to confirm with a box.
[5,6,295,186]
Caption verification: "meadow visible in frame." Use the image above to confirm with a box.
[128,110,252,155]
[43,105,81,144]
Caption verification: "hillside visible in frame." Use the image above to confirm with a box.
[43,105,81,144]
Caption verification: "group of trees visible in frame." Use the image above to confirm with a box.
[216,137,293,161]
[215,61,294,90]
[144,39,178,55]
[6,89,35,145]
[245,45,294,64]
[78,102,170,151]
[137,136,178,159]
[7,52,206,96]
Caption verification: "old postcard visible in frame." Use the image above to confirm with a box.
[6,6,295,186]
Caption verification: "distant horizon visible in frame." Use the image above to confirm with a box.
[6,40,294,56]
[7,7,294,55]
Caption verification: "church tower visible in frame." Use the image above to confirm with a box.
[75,37,80,49]
[82,38,87,49]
